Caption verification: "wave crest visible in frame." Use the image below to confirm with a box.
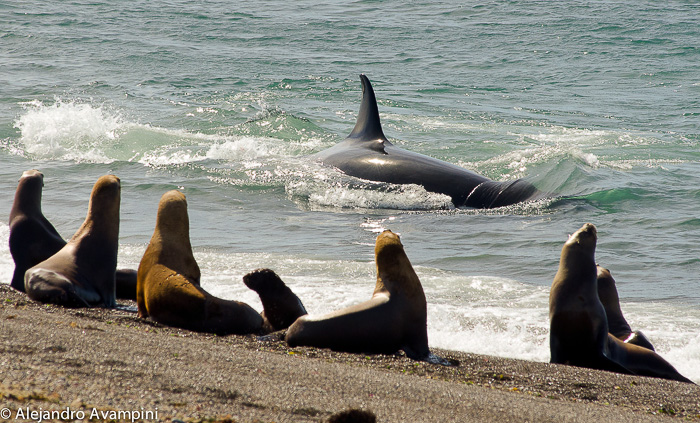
[14,99,124,163]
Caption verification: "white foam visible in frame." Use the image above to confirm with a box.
[0,224,13,285]
[14,99,124,163]
[459,142,601,180]
[10,98,325,169]
[205,137,273,160]
[287,173,454,211]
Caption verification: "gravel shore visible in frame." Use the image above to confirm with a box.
[0,284,698,422]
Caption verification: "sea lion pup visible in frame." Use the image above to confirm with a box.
[597,265,655,351]
[243,268,307,332]
[8,170,65,292]
[550,223,694,383]
[24,175,122,308]
[286,230,435,361]
[8,170,138,299]
[137,190,263,334]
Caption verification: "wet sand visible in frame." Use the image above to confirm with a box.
[0,284,698,422]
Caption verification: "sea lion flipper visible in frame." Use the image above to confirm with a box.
[598,354,636,375]
[256,329,287,342]
[626,331,655,351]
[25,268,93,308]
[404,348,459,367]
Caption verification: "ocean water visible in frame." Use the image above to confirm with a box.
[1,1,699,382]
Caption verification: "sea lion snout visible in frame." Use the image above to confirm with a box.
[566,223,597,248]
[375,230,403,255]
[20,169,44,181]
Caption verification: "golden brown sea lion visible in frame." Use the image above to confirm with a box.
[136,190,263,334]
[24,175,122,308]
[285,230,431,360]
[549,223,694,383]
[8,170,65,292]
[8,170,138,299]
[597,265,655,351]
[243,268,307,333]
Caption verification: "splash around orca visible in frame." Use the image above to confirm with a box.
[313,75,545,208]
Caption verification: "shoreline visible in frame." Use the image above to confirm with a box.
[1,284,698,422]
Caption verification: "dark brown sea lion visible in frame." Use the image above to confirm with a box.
[285,230,431,360]
[243,268,307,333]
[549,223,694,383]
[115,269,138,301]
[137,190,264,334]
[24,175,122,308]
[597,265,655,351]
[8,170,137,299]
[8,170,65,292]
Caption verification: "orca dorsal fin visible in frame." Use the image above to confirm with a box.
[348,75,389,149]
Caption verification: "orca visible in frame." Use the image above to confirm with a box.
[313,75,543,208]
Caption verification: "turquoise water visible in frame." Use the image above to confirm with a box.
[1,1,699,381]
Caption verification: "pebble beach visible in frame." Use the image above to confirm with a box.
[1,284,698,423]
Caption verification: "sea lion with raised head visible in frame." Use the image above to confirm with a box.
[312,75,544,208]
[8,170,66,292]
[8,170,138,299]
[24,175,122,307]
[137,190,264,334]
[597,265,655,351]
[550,223,694,383]
[285,230,431,360]
[243,268,307,333]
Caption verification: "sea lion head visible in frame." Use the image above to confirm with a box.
[80,175,121,239]
[11,170,45,220]
[374,230,424,300]
[155,190,190,242]
[565,222,597,251]
[149,190,199,281]
[551,223,600,309]
[559,223,597,271]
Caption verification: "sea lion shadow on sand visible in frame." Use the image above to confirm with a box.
[136,190,306,335]
[9,170,138,302]
[279,229,457,366]
[549,223,694,384]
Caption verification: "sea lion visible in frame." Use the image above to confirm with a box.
[24,175,122,308]
[115,269,138,301]
[243,268,307,332]
[136,190,264,334]
[597,265,655,351]
[312,75,544,208]
[285,230,431,360]
[549,223,694,383]
[8,170,138,299]
[8,170,65,292]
